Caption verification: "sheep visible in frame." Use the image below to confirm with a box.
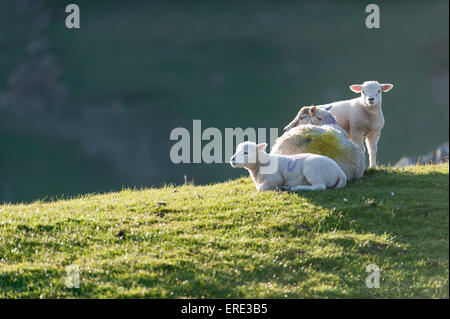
[230,141,347,191]
[271,106,365,181]
[317,81,394,168]
[283,105,338,131]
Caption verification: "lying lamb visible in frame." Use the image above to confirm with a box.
[230,141,347,191]
[271,106,365,181]
[317,81,394,168]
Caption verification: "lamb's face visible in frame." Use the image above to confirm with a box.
[350,81,394,107]
[230,142,257,168]
[283,106,337,132]
[230,142,267,168]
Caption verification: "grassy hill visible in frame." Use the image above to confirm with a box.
[1,0,449,203]
[0,164,448,298]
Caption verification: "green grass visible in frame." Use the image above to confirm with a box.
[0,164,448,298]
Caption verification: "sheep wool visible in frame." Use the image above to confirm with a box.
[271,124,365,181]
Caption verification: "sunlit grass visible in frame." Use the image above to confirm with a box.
[0,164,448,298]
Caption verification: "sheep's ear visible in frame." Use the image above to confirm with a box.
[257,143,268,151]
[298,106,309,117]
[381,83,393,92]
[299,106,309,113]
[309,106,318,116]
[349,84,363,93]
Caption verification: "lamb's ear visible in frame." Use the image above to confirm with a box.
[349,84,363,93]
[309,106,318,116]
[381,83,393,92]
[257,143,268,151]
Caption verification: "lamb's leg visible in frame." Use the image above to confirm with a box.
[350,129,366,154]
[289,183,326,191]
[256,180,279,192]
[365,132,380,168]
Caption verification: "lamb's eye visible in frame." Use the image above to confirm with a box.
[378,90,381,93]
[243,152,248,155]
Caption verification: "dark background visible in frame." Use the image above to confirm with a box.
[1,0,448,203]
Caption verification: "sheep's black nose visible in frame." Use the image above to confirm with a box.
[368,98,374,101]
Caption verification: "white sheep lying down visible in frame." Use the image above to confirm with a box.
[271,106,365,181]
[230,141,347,191]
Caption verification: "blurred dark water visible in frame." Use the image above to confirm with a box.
[0,0,448,203]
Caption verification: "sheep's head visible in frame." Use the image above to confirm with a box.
[350,81,393,107]
[283,106,337,132]
[230,142,267,169]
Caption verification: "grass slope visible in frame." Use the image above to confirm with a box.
[0,164,448,298]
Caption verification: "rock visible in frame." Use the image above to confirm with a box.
[395,142,449,167]
[395,156,416,167]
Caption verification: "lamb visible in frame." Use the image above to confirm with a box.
[230,141,347,191]
[283,105,338,131]
[317,81,394,168]
[271,106,365,181]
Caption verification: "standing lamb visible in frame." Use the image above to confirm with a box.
[271,106,366,181]
[230,141,347,192]
[318,81,394,168]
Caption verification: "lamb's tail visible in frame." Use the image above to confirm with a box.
[334,170,347,189]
